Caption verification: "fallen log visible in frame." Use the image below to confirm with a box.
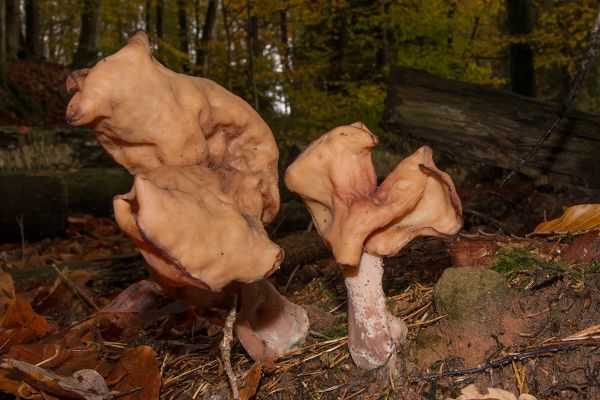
[0,126,115,170]
[384,67,600,188]
[0,168,132,241]
[9,232,330,291]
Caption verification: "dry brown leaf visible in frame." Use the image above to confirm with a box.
[106,345,160,399]
[98,280,189,337]
[535,204,600,234]
[238,361,263,400]
[0,359,119,400]
[0,268,15,319]
[0,297,48,354]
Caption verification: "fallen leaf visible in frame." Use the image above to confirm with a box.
[535,204,600,234]
[238,361,262,400]
[561,230,600,264]
[0,297,48,353]
[0,268,15,319]
[98,280,189,336]
[107,346,160,399]
[0,359,120,400]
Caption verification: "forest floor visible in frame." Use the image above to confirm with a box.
[0,182,599,400]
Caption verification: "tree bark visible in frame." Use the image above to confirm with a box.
[246,0,258,110]
[507,0,535,97]
[221,0,232,89]
[156,0,164,40]
[145,0,152,34]
[24,0,42,61]
[196,0,218,71]
[0,0,6,86]
[5,0,22,57]
[73,0,102,68]
[384,67,600,188]
[177,0,189,70]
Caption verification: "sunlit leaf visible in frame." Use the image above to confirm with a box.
[534,204,600,234]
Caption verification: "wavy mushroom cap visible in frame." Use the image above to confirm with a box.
[285,123,462,266]
[114,165,283,292]
[66,31,279,224]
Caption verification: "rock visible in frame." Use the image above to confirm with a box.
[433,267,509,322]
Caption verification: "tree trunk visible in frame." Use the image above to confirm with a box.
[221,0,232,89]
[5,0,22,57]
[246,0,258,110]
[196,0,218,71]
[156,0,164,40]
[384,67,600,189]
[328,3,347,91]
[507,0,535,97]
[24,0,41,61]
[73,0,102,68]
[177,0,189,70]
[145,0,152,34]
[0,0,6,86]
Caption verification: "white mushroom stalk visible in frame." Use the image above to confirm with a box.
[285,122,463,371]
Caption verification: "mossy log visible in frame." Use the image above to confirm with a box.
[0,126,115,170]
[384,67,600,188]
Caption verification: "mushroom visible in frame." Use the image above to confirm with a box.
[65,31,279,224]
[65,32,308,363]
[285,123,462,370]
[113,165,309,362]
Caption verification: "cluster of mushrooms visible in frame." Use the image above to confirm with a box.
[65,32,462,373]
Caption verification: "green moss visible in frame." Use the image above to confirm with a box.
[325,323,348,339]
[318,280,335,299]
[492,247,567,274]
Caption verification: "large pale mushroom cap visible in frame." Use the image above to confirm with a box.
[114,165,283,292]
[285,123,462,266]
[66,31,279,224]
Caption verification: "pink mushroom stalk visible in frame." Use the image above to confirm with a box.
[65,31,309,363]
[285,123,462,370]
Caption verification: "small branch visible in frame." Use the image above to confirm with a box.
[411,342,598,382]
[501,3,600,186]
[50,263,99,312]
[220,294,239,400]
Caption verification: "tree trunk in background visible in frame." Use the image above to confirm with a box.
[6,0,22,57]
[177,0,189,69]
[507,0,535,96]
[145,0,152,34]
[246,0,258,110]
[73,0,102,68]
[0,0,6,86]
[196,0,218,71]
[221,0,232,89]
[328,3,347,91]
[25,0,41,61]
[384,67,600,189]
[156,0,164,40]
[279,8,290,72]
[155,0,164,58]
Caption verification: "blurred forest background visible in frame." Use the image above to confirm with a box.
[0,0,599,144]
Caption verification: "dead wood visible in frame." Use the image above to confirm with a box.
[8,231,330,291]
[384,67,600,188]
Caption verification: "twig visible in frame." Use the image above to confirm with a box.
[411,342,598,382]
[221,295,239,400]
[50,263,99,312]
[501,2,600,186]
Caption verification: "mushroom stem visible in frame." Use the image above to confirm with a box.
[234,279,309,366]
[343,252,396,370]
